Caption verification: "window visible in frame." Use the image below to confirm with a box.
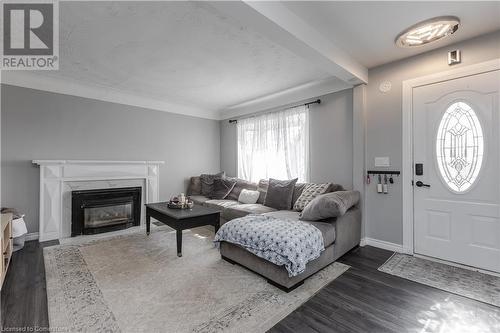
[436,101,484,193]
[237,105,309,183]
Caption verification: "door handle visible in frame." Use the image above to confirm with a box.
[415,181,431,188]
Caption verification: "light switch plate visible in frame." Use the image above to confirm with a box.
[375,157,390,167]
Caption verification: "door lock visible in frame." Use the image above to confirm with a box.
[415,163,423,176]
[415,181,431,188]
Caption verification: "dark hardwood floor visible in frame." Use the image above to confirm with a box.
[1,240,58,331]
[2,242,499,332]
[271,246,500,333]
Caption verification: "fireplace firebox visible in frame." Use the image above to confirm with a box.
[71,187,141,236]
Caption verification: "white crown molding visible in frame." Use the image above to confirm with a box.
[32,160,165,166]
[3,71,352,121]
[1,71,221,120]
[220,77,352,120]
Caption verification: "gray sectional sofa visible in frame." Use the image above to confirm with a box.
[187,176,361,291]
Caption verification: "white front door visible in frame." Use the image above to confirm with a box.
[413,69,500,273]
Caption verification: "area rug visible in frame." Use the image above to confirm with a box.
[44,227,349,333]
[379,253,500,307]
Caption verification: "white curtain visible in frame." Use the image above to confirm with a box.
[237,105,309,183]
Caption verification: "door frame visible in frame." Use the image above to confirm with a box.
[401,58,500,254]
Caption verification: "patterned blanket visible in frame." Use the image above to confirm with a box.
[214,214,324,277]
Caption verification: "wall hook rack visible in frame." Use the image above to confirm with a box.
[367,171,400,189]
[367,170,400,176]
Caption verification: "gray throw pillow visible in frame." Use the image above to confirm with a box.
[293,183,332,211]
[300,191,360,221]
[211,178,237,199]
[292,183,307,206]
[264,178,298,210]
[329,184,345,193]
[186,176,202,196]
[225,177,258,201]
[257,179,269,204]
[200,172,225,197]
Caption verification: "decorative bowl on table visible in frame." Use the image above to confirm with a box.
[167,196,194,209]
[167,201,184,209]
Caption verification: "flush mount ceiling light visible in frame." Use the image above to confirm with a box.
[395,16,460,48]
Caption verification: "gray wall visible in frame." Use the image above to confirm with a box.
[1,85,221,233]
[220,119,237,179]
[220,89,354,188]
[365,30,500,245]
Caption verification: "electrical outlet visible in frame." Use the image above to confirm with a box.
[374,157,390,167]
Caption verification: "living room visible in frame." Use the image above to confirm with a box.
[1,1,499,332]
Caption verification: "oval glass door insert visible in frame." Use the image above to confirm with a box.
[436,102,484,192]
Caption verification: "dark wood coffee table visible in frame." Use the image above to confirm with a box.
[145,202,220,257]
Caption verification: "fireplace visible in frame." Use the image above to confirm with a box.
[71,187,142,236]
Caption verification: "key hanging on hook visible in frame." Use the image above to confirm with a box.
[383,175,389,194]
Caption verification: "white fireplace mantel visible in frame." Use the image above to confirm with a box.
[33,160,165,241]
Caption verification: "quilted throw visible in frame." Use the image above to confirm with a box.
[214,215,325,277]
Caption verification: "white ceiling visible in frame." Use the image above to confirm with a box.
[4,1,331,117]
[3,1,499,119]
[283,1,500,69]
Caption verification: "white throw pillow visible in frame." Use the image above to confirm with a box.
[238,189,260,204]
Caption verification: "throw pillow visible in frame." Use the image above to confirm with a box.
[257,179,269,204]
[293,183,332,211]
[300,191,360,221]
[330,184,345,193]
[226,177,258,201]
[200,172,225,197]
[292,183,307,207]
[264,178,298,210]
[186,176,202,196]
[238,189,260,204]
[211,178,237,199]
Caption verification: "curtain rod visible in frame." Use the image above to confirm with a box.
[228,99,321,124]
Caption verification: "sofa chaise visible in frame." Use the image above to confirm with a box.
[187,176,361,291]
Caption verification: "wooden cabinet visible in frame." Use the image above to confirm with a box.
[1,213,13,289]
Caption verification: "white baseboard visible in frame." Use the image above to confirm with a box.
[25,232,39,241]
[360,237,404,253]
[24,233,403,252]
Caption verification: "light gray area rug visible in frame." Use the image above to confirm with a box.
[379,253,500,307]
[44,227,349,333]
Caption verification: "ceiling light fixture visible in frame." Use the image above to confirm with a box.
[395,16,460,48]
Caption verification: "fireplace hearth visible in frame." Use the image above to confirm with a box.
[71,187,142,236]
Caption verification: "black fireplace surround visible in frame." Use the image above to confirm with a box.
[71,187,142,236]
